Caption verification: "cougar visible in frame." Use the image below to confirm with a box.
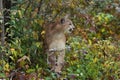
[44,15,75,73]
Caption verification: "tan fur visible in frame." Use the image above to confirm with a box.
[44,15,75,73]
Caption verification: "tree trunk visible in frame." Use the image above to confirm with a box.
[3,0,11,42]
[0,0,5,58]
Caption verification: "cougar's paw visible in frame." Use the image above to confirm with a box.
[55,71,62,78]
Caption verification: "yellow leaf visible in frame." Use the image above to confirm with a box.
[34,19,38,23]
[0,12,2,16]
[53,10,57,15]
[101,28,105,32]
[105,17,108,22]
[93,58,97,63]
[37,19,44,25]
[33,31,38,40]
[0,30,2,33]
[9,56,15,61]
[35,42,41,47]
[108,45,115,50]
[18,10,22,18]
[98,16,102,21]
[10,48,15,51]
[4,63,9,72]
[41,30,45,35]
[71,3,75,8]
[90,1,94,4]
[88,39,92,45]
[98,52,102,58]
[77,64,80,68]
[19,61,26,67]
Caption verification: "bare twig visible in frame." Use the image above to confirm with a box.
[24,0,31,15]
[51,7,66,22]
[37,0,43,14]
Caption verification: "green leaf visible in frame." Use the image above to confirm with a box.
[0,73,5,77]
[26,69,35,73]
[76,69,81,73]
[45,77,52,80]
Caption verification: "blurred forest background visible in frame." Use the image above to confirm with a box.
[0,0,120,79]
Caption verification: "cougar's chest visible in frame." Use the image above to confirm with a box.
[49,33,66,50]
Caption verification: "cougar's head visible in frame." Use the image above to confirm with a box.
[60,15,75,33]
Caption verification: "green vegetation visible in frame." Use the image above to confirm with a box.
[0,0,120,79]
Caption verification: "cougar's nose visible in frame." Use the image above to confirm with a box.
[69,28,73,32]
[69,27,74,32]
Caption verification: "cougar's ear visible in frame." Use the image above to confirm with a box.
[60,18,65,24]
[64,14,70,19]
[60,14,70,24]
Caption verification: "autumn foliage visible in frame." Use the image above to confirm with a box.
[0,0,120,79]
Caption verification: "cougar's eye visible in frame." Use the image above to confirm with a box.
[69,23,72,25]
[61,18,65,24]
